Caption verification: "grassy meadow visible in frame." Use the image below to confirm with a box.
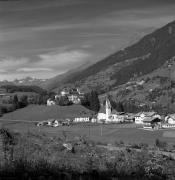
[1,120,175,147]
[1,104,94,121]
[0,104,175,147]
[0,105,175,179]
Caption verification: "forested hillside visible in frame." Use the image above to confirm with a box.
[46,20,175,94]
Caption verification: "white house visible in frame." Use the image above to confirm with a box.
[68,94,81,104]
[135,112,161,124]
[61,89,70,96]
[47,98,56,106]
[110,110,125,123]
[165,114,175,124]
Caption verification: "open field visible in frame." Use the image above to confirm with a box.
[1,120,175,147]
[2,104,94,121]
[1,105,175,147]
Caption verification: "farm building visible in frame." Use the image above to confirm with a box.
[74,116,90,123]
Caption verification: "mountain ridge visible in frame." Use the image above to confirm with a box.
[45,19,175,93]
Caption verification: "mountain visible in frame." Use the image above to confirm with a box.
[45,59,101,91]
[46,20,175,94]
[0,77,47,87]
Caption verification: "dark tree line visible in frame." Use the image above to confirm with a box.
[56,96,73,106]
[81,90,100,112]
[1,85,47,95]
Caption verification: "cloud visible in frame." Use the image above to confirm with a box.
[0,49,91,81]
[37,50,91,70]
[0,57,29,72]
[16,67,53,72]
[0,69,6,73]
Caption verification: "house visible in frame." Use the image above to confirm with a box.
[134,113,144,124]
[73,107,94,123]
[59,88,84,104]
[60,89,70,96]
[165,114,175,124]
[110,110,125,123]
[125,113,135,123]
[162,123,175,129]
[52,119,61,127]
[68,94,81,104]
[55,94,61,100]
[136,80,145,86]
[143,117,161,129]
[134,112,161,124]
[47,98,56,106]
[91,117,97,123]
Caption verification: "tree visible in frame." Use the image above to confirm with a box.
[13,94,19,109]
[116,102,124,112]
[155,138,167,150]
[82,91,100,112]
[90,91,100,112]
[19,95,28,108]
[57,96,72,106]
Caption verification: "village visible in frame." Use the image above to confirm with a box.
[35,88,175,130]
[0,86,175,130]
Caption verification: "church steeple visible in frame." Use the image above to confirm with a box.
[106,97,112,122]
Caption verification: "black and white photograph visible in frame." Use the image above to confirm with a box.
[0,0,175,179]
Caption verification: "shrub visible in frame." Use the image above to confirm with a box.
[155,139,167,150]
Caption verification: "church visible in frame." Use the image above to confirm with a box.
[97,98,124,123]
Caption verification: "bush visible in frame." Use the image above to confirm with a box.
[155,139,167,150]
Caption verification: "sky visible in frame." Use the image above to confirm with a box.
[0,0,175,81]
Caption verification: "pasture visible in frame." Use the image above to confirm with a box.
[1,104,175,147]
[1,120,175,147]
[2,104,94,121]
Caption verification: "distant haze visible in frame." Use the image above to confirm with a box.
[0,0,175,80]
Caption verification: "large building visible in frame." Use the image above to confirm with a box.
[135,112,161,124]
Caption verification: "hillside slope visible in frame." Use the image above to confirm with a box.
[46,20,175,93]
